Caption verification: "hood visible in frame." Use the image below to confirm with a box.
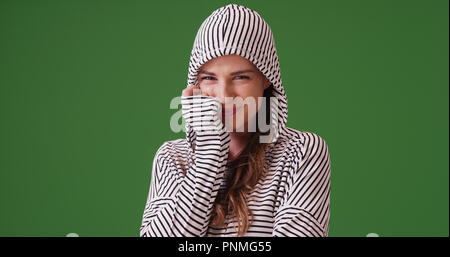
[184,3,288,151]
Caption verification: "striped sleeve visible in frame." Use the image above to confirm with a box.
[140,95,231,237]
[273,133,331,237]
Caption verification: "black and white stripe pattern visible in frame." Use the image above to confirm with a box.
[140,4,331,237]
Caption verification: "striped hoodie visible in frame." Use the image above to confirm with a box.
[140,3,331,237]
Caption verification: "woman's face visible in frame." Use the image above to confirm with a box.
[197,54,271,132]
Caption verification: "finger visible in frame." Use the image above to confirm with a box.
[192,85,202,96]
[182,84,195,97]
[181,88,191,97]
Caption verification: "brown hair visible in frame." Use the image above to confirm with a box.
[208,85,274,236]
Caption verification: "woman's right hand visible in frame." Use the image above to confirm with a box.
[181,84,225,134]
[182,84,202,97]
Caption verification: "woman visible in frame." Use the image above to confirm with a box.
[140,3,331,237]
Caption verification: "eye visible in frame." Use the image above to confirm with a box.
[200,76,216,81]
[235,75,250,80]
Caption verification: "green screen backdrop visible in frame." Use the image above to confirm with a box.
[0,0,448,236]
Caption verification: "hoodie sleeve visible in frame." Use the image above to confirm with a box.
[273,132,331,237]
[140,95,230,237]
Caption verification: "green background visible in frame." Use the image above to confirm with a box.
[0,0,448,237]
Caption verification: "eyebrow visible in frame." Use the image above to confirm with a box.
[198,69,256,76]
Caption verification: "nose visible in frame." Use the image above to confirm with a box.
[212,81,235,105]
